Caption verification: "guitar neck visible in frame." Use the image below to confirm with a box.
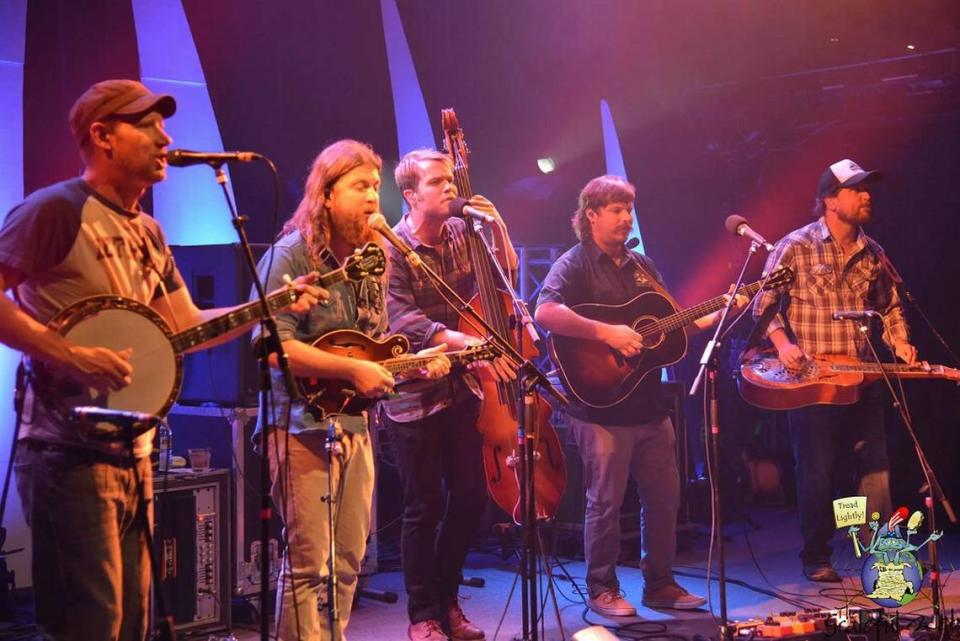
[170,266,349,352]
[645,280,764,336]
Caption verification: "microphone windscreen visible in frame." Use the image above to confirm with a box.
[724,214,748,234]
[448,197,469,216]
[368,213,388,231]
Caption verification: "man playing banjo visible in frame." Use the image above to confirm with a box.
[0,79,323,641]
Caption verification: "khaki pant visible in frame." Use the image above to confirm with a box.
[268,428,375,641]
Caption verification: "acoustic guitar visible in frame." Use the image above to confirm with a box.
[548,266,794,408]
[738,350,960,410]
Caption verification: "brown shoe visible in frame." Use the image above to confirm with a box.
[447,598,485,640]
[642,583,707,610]
[588,589,637,617]
[409,619,449,641]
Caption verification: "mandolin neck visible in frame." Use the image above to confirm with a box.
[380,350,480,377]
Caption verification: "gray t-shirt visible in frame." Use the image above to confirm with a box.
[0,178,183,458]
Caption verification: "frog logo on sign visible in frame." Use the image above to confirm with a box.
[836,498,943,607]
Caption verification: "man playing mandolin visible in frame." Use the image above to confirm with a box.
[751,159,917,583]
[250,139,450,641]
[0,79,324,641]
[380,148,517,641]
[536,175,745,617]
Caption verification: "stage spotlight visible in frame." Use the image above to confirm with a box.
[572,626,619,641]
[906,44,916,51]
[537,157,556,174]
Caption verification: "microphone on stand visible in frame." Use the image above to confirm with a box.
[165,149,261,167]
[70,406,160,426]
[368,213,423,267]
[724,214,775,252]
[832,310,880,321]
[449,198,496,224]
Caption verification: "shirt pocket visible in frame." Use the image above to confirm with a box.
[797,264,836,301]
[849,260,881,302]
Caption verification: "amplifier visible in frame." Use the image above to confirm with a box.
[171,243,268,406]
[152,468,231,636]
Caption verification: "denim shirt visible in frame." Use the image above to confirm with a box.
[250,230,388,437]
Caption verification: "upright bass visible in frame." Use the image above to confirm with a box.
[441,109,566,523]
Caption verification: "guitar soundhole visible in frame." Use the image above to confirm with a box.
[633,316,664,349]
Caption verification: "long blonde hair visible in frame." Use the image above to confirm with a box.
[283,139,383,264]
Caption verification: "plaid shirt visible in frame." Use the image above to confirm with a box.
[752,218,909,359]
[380,214,483,423]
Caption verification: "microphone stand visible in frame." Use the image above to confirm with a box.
[878,251,960,368]
[849,319,956,634]
[373,220,567,641]
[689,240,761,641]
[204,159,300,641]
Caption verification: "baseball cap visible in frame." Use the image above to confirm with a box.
[68,79,177,145]
[817,158,881,198]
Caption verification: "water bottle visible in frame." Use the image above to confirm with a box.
[158,422,172,472]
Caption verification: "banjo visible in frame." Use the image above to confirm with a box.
[31,242,386,435]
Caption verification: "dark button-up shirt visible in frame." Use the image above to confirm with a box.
[752,217,909,358]
[536,242,668,426]
[380,215,482,423]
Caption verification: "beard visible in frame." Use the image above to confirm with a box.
[331,213,377,248]
[837,205,871,226]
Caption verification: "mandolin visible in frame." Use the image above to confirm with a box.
[297,329,498,421]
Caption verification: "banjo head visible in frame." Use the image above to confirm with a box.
[54,296,183,418]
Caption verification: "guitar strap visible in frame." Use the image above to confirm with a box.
[740,301,780,361]
[627,251,683,309]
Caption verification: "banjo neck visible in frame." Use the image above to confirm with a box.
[171,288,298,353]
[170,262,355,353]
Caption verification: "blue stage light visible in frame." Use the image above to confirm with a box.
[131,0,236,246]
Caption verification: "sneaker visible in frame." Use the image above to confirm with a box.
[588,589,637,617]
[803,562,841,583]
[447,597,485,640]
[409,619,449,641]
[642,583,707,610]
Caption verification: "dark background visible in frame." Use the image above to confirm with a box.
[20,0,960,521]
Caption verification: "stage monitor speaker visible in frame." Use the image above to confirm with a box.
[171,243,269,406]
[153,468,231,637]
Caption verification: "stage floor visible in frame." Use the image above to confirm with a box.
[232,505,960,640]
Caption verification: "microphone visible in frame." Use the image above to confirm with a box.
[450,198,496,224]
[368,213,422,267]
[832,310,880,321]
[724,214,774,252]
[69,406,160,426]
[626,237,640,250]
[165,149,260,167]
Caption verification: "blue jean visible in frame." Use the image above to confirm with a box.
[569,414,680,597]
[383,398,486,623]
[787,383,892,564]
[14,441,152,641]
